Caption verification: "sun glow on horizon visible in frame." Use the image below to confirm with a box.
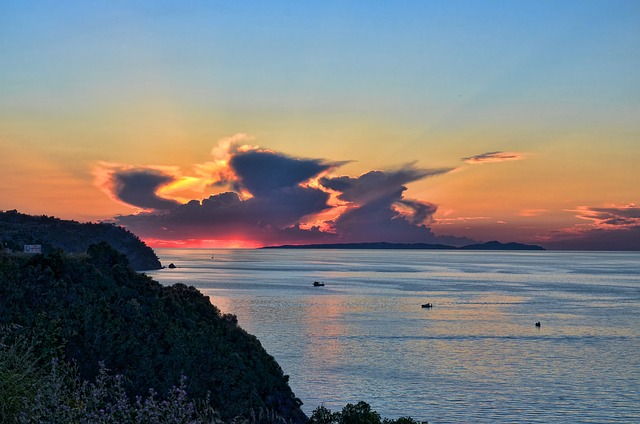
[144,238,262,249]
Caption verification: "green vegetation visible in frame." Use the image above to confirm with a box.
[0,244,305,423]
[308,403,424,424]
[0,210,161,270]
[1,324,221,423]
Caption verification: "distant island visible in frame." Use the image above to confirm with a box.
[0,210,162,270]
[263,240,545,251]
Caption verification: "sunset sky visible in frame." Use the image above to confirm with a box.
[2,1,639,249]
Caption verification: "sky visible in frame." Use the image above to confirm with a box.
[1,1,639,249]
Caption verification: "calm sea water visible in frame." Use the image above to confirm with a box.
[146,249,640,423]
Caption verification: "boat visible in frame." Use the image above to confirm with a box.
[313,281,325,287]
[421,303,433,308]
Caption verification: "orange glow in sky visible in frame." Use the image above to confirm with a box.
[145,238,262,249]
[1,2,639,250]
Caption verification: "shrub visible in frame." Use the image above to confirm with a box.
[0,325,43,423]
[20,360,222,424]
[308,403,424,424]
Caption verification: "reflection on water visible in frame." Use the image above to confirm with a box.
[148,250,640,423]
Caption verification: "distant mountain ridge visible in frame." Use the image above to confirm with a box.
[0,210,161,270]
[459,240,545,250]
[263,240,544,251]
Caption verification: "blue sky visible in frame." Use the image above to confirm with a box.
[2,1,639,248]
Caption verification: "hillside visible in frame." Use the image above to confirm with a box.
[0,210,161,270]
[0,243,306,423]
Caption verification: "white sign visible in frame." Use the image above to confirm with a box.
[24,245,42,254]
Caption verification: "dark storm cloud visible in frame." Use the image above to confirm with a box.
[396,199,438,225]
[223,149,338,228]
[114,150,338,244]
[229,150,334,196]
[115,190,335,244]
[319,166,467,245]
[320,167,450,205]
[106,145,470,246]
[111,169,181,211]
[330,197,439,243]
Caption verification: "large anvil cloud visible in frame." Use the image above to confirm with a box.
[97,139,467,246]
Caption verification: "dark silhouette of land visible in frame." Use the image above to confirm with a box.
[262,240,544,251]
[0,243,306,423]
[0,210,161,270]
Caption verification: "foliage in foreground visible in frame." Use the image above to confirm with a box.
[22,360,220,424]
[308,403,425,424]
[1,323,299,423]
[0,325,218,423]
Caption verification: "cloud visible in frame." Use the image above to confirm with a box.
[543,203,640,250]
[93,163,182,211]
[211,133,257,160]
[518,208,548,217]
[433,216,491,225]
[115,189,335,245]
[395,199,438,225]
[111,145,341,244]
[320,166,449,205]
[98,137,472,246]
[574,204,640,228]
[462,151,526,164]
[229,150,334,197]
[318,166,471,245]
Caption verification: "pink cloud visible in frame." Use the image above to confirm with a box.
[518,208,548,217]
[573,204,640,228]
[543,203,640,250]
[433,216,491,225]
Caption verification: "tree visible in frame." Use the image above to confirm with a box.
[308,402,424,424]
[308,405,339,424]
[340,402,381,424]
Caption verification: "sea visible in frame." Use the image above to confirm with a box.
[146,249,640,423]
